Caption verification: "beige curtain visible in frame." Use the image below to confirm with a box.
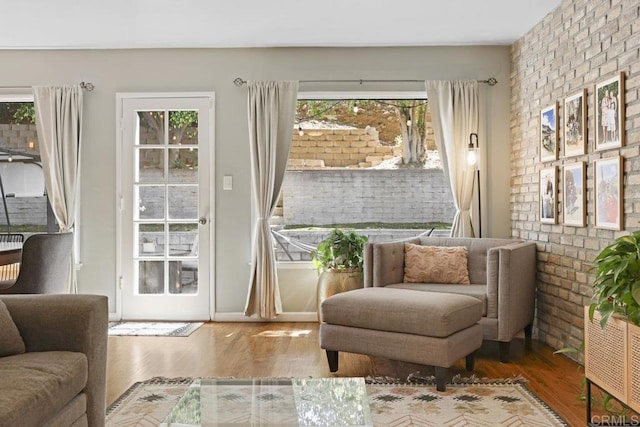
[33,85,83,293]
[426,80,478,237]
[244,81,299,318]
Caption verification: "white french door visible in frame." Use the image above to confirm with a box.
[117,94,214,320]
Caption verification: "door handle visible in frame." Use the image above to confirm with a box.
[199,217,207,225]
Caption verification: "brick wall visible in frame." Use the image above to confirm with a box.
[290,128,397,168]
[282,168,455,226]
[0,124,39,152]
[510,0,640,359]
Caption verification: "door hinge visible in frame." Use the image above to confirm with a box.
[119,276,124,290]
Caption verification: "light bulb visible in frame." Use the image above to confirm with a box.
[353,106,359,114]
[7,155,12,163]
[298,125,304,137]
[467,149,477,166]
[406,120,412,127]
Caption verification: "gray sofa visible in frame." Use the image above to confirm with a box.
[0,294,108,427]
[363,236,537,362]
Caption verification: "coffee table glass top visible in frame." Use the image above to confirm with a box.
[161,377,373,426]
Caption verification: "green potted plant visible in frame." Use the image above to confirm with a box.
[584,230,640,416]
[589,231,640,327]
[312,229,368,321]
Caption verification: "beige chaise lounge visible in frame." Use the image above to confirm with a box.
[363,236,537,362]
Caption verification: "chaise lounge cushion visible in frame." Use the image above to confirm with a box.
[321,287,482,338]
[0,300,25,357]
[0,351,88,427]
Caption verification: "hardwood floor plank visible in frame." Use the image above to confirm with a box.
[107,322,586,425]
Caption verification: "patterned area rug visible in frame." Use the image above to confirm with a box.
[108,322,204,337]
[106,375,567,426]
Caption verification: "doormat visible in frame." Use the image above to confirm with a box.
[106,375,568,426]
[108,321,204,337]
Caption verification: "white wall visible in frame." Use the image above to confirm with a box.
[0,46,511,315]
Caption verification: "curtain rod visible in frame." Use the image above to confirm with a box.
[233,77,498,87]
[0,82,95,91]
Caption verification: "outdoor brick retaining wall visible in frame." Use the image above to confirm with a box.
[290,128,396,168]
[510,0,640,359]
[282,168,455,226]
[0,124,38,151]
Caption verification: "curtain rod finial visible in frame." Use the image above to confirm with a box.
[79,82,95,91]
[234,78,247,87]
[486,77,498,86]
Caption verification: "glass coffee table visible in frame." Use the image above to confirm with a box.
[161,377,373,426]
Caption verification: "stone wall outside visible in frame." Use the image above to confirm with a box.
[510,0,640,359]
[282,168,455,226]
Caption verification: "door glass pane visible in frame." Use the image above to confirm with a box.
[168,185,197,219]
[137,185,165,220]
[169,110,198,145]
[138,111,165,145]
[169,148,198,183]
[138,261,164,294]
[137,223,164,257]
[168,223,198,256]
[137,148,164,183]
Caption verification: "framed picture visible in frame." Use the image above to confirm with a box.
[562,162,586,227]
[595,72,625,150]
[594,156,623,230]
[540,103,558,161]
[540,166,557,224]
[563,90,587,157]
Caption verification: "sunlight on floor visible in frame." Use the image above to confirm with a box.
[253,329,312,338]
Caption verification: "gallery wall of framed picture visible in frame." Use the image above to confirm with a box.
[538,71,626,230]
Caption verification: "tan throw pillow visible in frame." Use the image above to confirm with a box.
[404,243,471,284]
[0,299,26,357]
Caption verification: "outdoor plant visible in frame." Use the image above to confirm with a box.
[311,229,368,273]
[589,230,640,328]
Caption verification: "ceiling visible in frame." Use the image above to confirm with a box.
[1,0,562,49]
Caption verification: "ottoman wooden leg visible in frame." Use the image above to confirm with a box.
[434,366,447,392]
[499,341,510,363]
[465,351,476,371]
[326,350,339,372]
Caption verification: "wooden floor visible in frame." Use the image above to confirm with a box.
[107,322,586,426]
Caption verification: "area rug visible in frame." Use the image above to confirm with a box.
[106,375,567,426]
[108,322,204,337]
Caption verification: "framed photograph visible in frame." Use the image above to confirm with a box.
[540,103,558,161]
[540,166,557,224]
[594,156,623,230]
[563,90,587,157]
[562,162,586,227]
[595,72,625,150]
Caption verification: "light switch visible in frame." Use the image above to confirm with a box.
[223,175,233,190]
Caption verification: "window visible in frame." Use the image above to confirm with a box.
[272,92,455,262]
[0,97,51,233]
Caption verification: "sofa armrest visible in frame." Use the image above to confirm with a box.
[366,241,410,287]
[488,242,536,341]
[0,294,108,427]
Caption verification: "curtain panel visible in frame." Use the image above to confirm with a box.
[426,80,478,238]
[244,81,299,319]
[33,85,83,293]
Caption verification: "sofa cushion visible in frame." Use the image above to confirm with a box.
[404,244,470,284]
[0,299,25,357]
[0,351,88,427]
[321,287,482,338]
[387,283,488,316]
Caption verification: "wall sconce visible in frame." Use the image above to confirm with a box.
[28,141,35,150]
[468,133,481,237]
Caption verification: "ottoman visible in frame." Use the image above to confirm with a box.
[319,287,483,391]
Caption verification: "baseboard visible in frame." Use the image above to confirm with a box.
[213,311,319,322]
[109,312,319,322]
